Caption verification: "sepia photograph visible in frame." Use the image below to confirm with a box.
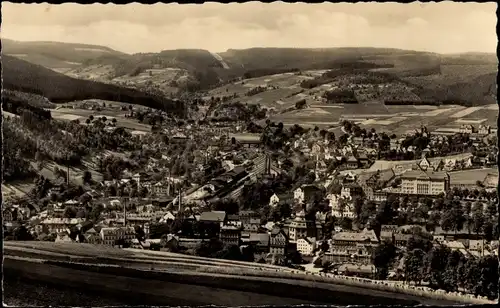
[1,1,498,306]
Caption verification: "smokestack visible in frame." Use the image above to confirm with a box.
[178,187,182,214]
[123,198,127,226]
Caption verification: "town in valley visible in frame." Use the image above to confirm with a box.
[2,2,499,306]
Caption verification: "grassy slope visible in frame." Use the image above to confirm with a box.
[3,55,187,117]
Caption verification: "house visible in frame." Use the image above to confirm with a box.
[338,264,375,278]
[150,182,169,195]
[55,232,73,243]
[132,172,149,186]
[84,228,100,244]
[287,210,323,243]
[220,225,241,246]
[393,233,411,248]
[159,211,176,223]
[341,182,363,200]
[270,228,288,256]
[247,233,270,253]
[346,155,359,169]
[199,211,227,224]
[357,152,370,168]
[330,229,379,264]
[243,218,261,233]
[330,195,355,219]
[293,184,323,205]
[99,227,135,246]
[239,210,259,225]
[269,193,293,208]
[390,139,401,151]
[269,193,280,208]
[418,157,431,171]
[3,208,14,222]
[459,124,475,134]
[430,159,444,172]
[40,218,84,234]
[478,125,491,135]
[297,237,316,256]
[198,210,227,238]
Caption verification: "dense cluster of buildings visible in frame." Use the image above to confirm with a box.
[3,113,498,281]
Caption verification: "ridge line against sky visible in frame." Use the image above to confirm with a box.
[2,37,497,56]
[2,2,497,54]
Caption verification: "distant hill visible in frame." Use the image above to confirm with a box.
[4,40,497,106]
[2,38,126,71]
[219,47,440,71]
[2,55,187,117]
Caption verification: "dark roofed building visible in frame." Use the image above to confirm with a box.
[346,155,359,169]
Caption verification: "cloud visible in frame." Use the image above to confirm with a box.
[2,2,497,54]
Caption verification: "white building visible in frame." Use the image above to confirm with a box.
[100,227,136,246]
[269,193,280,208]
[400,170,450,196]
[297,237,316,256]
[294,188,305,205]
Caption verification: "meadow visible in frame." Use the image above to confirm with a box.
[51,108,152,132]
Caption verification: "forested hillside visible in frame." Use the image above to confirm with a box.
[3,55,188,117]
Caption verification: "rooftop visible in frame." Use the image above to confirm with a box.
[199,211,227,222]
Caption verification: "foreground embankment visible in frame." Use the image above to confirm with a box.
[4,256,431,306]
[4,242,493,306]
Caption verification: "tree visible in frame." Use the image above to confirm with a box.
[404,249,425,285]
[286,250,303,265]
[472,210,484,235]
[13,225,34,241]
[295,99,307,110]
[89,204,104,221]
[371,240,396,280]
[320,240,330,252]
[440,204,465,234]
[407,230,433,252]
[423,245,451,290]
[63,206,77,218]
[135,225,146,243]
[82,171,92,184]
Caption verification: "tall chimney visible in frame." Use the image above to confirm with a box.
[178,187,182,214]
[123,198,127,226]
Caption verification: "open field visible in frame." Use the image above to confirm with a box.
[239,88,303,108]
[2,182,35,199]
[51,108,152,132]
[3,111,21,118]
[449,168,498,186]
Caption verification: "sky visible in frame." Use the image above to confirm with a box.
[2,2,497,54]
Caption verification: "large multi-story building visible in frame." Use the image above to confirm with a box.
[99,226,136,246]
[286,210,322,244]
[399,169,450,196]
[269,228,288,255]
[220,225,241,246]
